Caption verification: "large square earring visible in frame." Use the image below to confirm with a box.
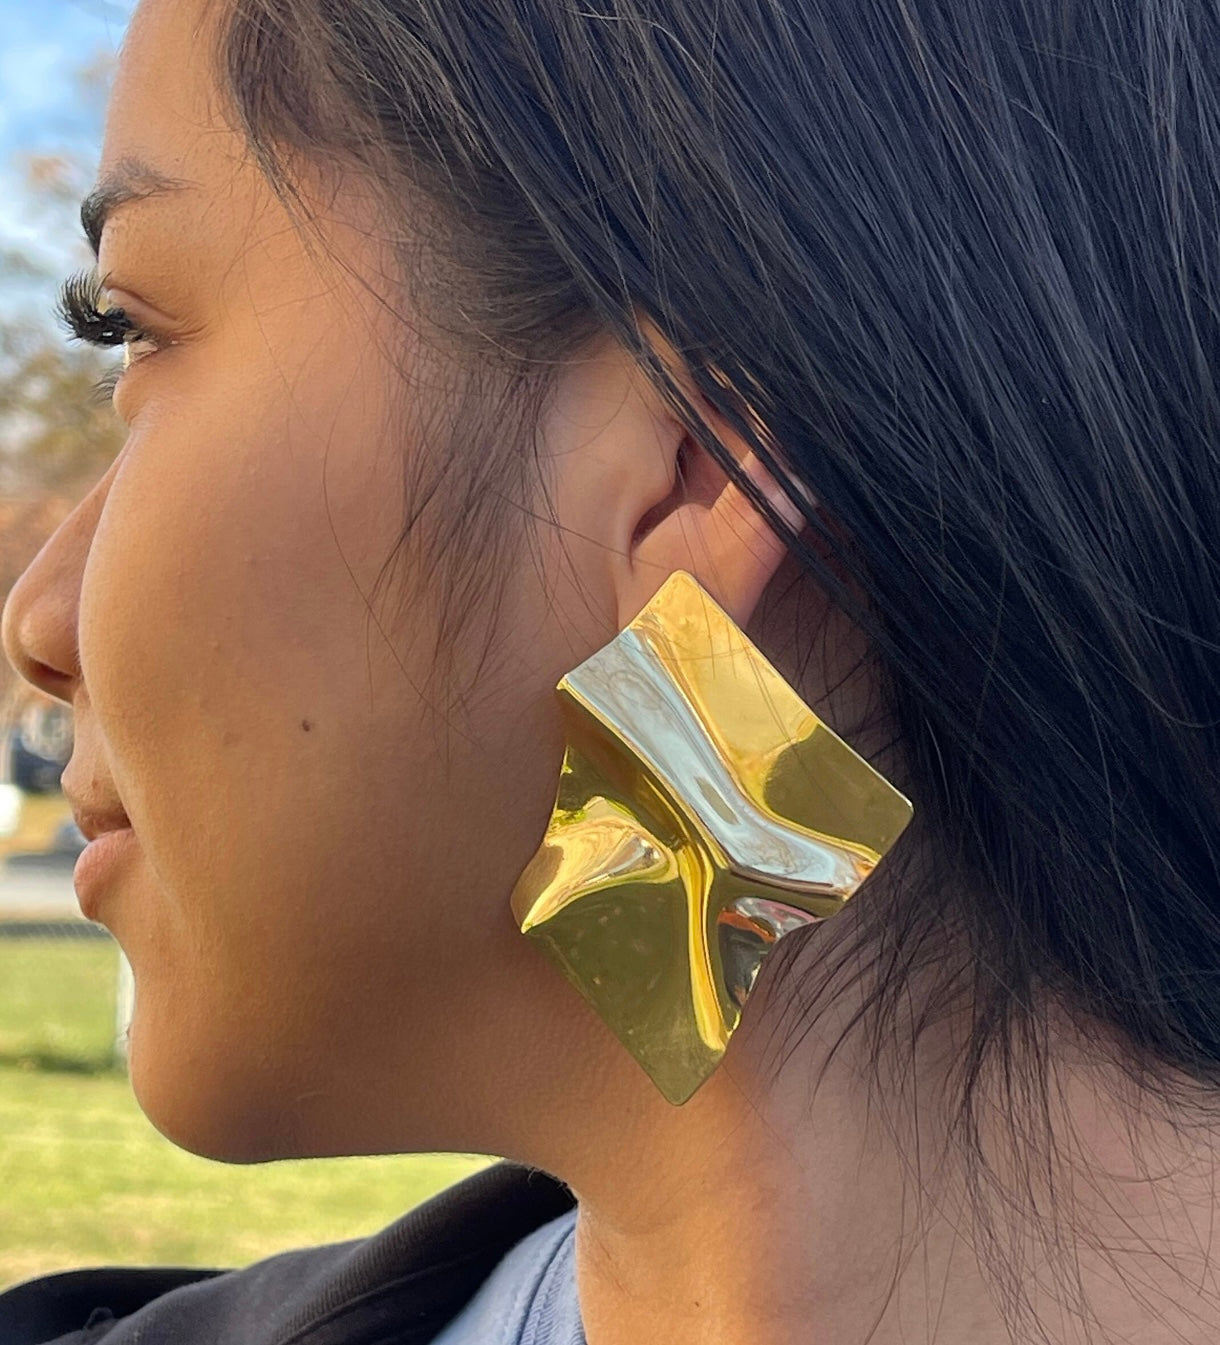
[510,571,914,1104]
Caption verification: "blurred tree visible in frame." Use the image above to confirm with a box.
[0,151,124,498]
[0,104,124,712]
[0,315,123,497]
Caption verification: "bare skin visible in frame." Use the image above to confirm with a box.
[4,1,1220,1341]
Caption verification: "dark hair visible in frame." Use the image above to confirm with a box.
[219,0,1220,1179]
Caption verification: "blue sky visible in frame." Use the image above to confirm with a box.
[0,0,135,316]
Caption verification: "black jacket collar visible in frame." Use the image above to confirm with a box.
[0,1161,576,1344]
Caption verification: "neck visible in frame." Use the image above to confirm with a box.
[539,936,1220,1345]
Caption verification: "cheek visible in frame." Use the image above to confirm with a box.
[79,365,419,1011]
[81,348,407,810]
[73,354,576,1155]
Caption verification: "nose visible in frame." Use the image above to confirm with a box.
[2,474,111,706]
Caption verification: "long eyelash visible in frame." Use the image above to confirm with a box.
[56,269,140,348]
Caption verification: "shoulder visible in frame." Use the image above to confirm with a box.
[0,1161,575,1345]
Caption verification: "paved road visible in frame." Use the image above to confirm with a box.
[0,853,82,919]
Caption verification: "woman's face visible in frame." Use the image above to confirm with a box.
[2,0,843,1166]
[0,0,642,1161]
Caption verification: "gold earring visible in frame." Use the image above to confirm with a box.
[510,571,913,1105]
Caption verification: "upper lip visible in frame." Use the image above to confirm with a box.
[64,794,132,843]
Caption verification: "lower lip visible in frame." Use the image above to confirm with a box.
[74,827,139,920]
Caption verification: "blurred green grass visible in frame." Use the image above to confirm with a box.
[0,937,118,1073]
[0,937,493,1290]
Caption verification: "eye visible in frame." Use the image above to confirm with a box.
[55,270,170,401]
[56,270,168,360]
[121,329,159,369]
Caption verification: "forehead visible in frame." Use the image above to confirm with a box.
[98,0,392,289]
[103,0,234,193]
[91,0,293,309]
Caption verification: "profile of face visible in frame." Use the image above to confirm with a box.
[0,0,824,1163]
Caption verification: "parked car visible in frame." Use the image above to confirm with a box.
[4,689,73,794]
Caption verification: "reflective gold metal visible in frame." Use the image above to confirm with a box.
[511,570,914,1105]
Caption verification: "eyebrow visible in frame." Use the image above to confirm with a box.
[80,159,193,258]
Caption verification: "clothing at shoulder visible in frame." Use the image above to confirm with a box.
[431,1208,584,1345]
[0,1161,575,1345]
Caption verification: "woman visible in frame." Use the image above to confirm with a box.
[2,0,1218,1340]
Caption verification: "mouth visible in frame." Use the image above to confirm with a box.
[63,778,137,918]
[73,825,139,921]
[71,807,133,844]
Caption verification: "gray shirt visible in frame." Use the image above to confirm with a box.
[431,1209,585,1345]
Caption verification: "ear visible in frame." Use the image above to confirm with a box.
[623,436,809,630]
[538,324,811,636]
[616,333,810,630]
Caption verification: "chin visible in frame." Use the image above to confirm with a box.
[124,1014,327,1165]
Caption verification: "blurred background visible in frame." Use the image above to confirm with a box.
[0,0,488,1291]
